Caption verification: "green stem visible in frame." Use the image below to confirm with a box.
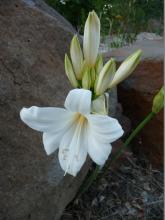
[78,111,156,196]
[78,165,100,197]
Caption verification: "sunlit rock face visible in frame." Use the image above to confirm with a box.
[0,1,89,219]
[104,38,163,168]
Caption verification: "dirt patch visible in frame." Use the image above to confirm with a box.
[61,154,163,220]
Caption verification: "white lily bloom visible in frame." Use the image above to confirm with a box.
[20,89,123,176]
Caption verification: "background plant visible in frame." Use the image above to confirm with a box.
[45,0,163,45]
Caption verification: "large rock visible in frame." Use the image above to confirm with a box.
[0,1,88,220]
[0,1,120,220]
[104,38,163,167]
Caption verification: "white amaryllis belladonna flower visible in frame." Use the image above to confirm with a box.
[20,89,123,176]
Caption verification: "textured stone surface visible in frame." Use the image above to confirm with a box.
[0,1,87,220]
[0,1,120,220]
[104,39,163,167]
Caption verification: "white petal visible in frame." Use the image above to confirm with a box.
[64,89,92,115]
[87,114,124,144]
[42,111,77,155]
[88,135,112,165]
[58,116,88,176]
[20,106,74,132]
[42,132,61,155]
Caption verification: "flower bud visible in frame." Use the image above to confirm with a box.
[82,68,91,89]
[95,58,116,95]
[64,54,78,88]
[70,35,84,80]
[95,54,103,74]
[109,49,142,89]
[83,11,100,67]
[92,93,109,115]
[90,67,96,87]
[152,87,164,114]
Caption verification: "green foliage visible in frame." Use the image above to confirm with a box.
[100,0,163,37]
[45,0,97,32]
[45,0,163,45]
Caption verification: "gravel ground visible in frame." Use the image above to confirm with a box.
[61,154,163,220]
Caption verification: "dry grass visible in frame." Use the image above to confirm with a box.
[61,154,163,220]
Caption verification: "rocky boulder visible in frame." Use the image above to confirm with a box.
[0,1,87,220]
[0,1,120,220]
[104,38,163,168]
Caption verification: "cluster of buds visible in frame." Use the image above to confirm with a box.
[65,11,142,100]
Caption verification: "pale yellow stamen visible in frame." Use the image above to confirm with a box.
[74,113,87,159]
[74,113,87,125]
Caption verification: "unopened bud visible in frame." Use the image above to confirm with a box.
[64,54,78,88]
[152,87,164,114]
[109,49,142,88]
[95,58,116,95]
[90,67,96,88]
[95,54,103,74]
[83,11,100,67]
[70,35,84,80]
[92,93,109,115]
[82,68,91,89]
